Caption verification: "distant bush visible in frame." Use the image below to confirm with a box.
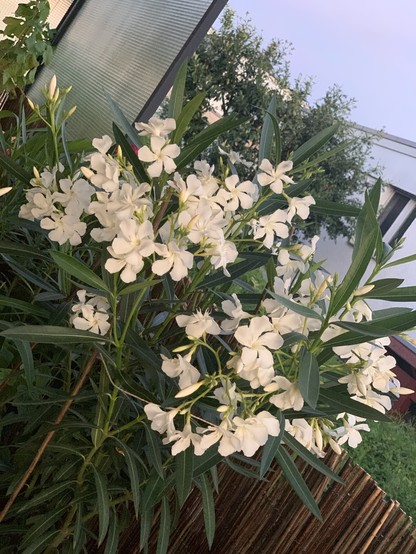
[347,416,416,521]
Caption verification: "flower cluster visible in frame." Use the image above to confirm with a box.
[19,112,413,462]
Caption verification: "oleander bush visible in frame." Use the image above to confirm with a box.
[0,73,415,553]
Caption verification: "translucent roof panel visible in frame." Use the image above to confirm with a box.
[28,0,227,139]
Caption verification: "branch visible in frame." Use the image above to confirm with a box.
[0,350,98,523]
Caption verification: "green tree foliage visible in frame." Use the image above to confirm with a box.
[183,8,381,238]
[0,0,53,96]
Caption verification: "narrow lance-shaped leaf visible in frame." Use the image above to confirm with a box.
[104,509,119,554]
[168,59,188,120]
[298,349,320,409]
[111,438,141,518]
[331,188,379,315]
[318,388,390,422]
[173,92,207,144]
[112,123,148,182]
[106,91,142,147]
[1,325,111,344]
[50,251,111,294]
[144,424,164,479]
[258,94,278,164]
[175,114,248,170]
[156,497,171,554]
[275,446,322,521]
[91,465,110,546]
[199,473,216,549]
[175,446,194,508]
[292,123,339,167]
[283,432,343,483]
[260,411,285,478]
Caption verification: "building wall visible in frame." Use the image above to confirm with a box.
[316,128,416,313]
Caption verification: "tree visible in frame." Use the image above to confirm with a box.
[183,8,381,238]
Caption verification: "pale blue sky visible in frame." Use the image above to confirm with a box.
[227,0,416,141]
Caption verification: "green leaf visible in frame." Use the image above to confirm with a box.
[282,432,343,483]
[175,114,248,170]
[1,325,111,344]
[168,59,188,120]
[198,473,216,549]
[105,92,142,147]
[331,190,379,315]
[366,286,416,302]
[142,473,174,511]
[259,94,278,164]
[193,447,222,477]
[365,278,404,297]
[382,253,416,270]
[0,240,47,260]
[173,92,206,144]
[50,251,111,293]
[325,310,416,347]
[274,446,322,520]
[92,465,110,546]
[144,424,164,479]
[104,509,119,554]
[298,349,320,409]
[16,480,75,513]
[310,200,360,218]
[113,123,148,182]
[119,278,160,296]
[112,438,141,517]
[292,123,339,166]
[175,447,194,508]
[259,411,285,478]
[21,530,60,554]
[0,153,32,185]
[267,290,323,321]
[156,497,171,554]
[318,388,390,422]
[22,506,67,548]
[139,506,154,552]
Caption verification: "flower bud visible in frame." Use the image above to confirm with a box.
[49,75,57,99]
[0,187,12,197]
[353,284,375,297]
[80,166,94,179]
[175,381,204,398]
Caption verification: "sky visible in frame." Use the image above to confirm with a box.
[226,0,416,142]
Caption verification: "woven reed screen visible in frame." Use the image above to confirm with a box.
[103,449,416,554]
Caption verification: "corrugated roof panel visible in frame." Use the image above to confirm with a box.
[28,0,225,139]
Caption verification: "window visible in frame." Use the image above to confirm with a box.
[378,187,416,245]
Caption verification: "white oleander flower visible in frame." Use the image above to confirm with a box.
[40,213,86,246]
[105,219,155,283]
[193,160,218,196]
[252,209,289,249]
[138,136,180,178]
[204,229,238,276]
[72,304,110,335]
[257,159,294,194]
[161,353,200,390]
[338,371,372,397]
[92,135,113,154]
[152,241,194,281]
[335,414,370,448]
[232,414,273,457]
[53,178,95,217]
[135,116,176,137]
[285,419,313,449]
[216,175,257,212]
[144,403,178,437]
[286,195,315,223]
[221,293,251,333]
[176,310,221,338]
[235,315,283,371]
[266,376,304,411]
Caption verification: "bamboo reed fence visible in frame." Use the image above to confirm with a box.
[110,449,415,554]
